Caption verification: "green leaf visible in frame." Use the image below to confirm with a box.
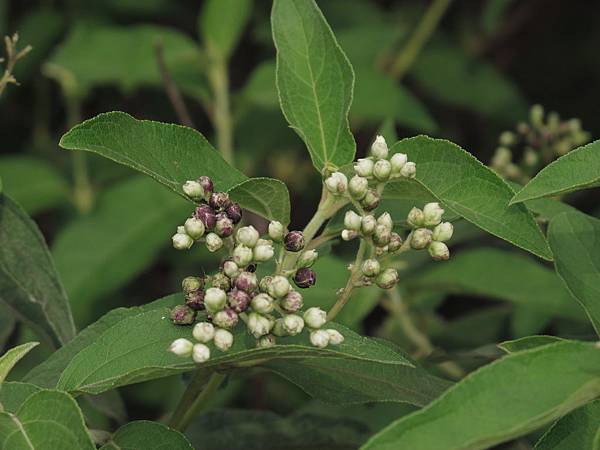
[386,136,552,260]
[534,400,600,450]
[0,390,94,449]
[362,341,600,450]
[59,111,247,197]
[0,195,76,347]
[409,248,583,320]
[227,177,291,225]
[100,421,192,450]
[499,335,565,354]
[511,140,600,204]
[0,157,68,215]
[0,305,15,349]
[548,212,600,336]
[272,0,356,172]
[0,343,39,383]
[0,382,42,413]
[200,0,252,60]
[52,177,189,325]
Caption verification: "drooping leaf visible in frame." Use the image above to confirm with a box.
[0,382,42,413]
[548,212,600,336]
[272,0,356,172]
[0,343,39,383]
[534,400,600,450]
[0,195,75,347]
[100,421,192,450]
[227,177,290,225]
[0,390,94,449]
[511,140,600,204]
[498,335,566,354]
[362,341,600,450]
[385,136,552,260]
[199,0,253,60]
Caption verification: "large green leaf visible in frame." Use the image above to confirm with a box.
[408,248,583,320]
[0,195,75,347]
[0,390,94,449]
[548,212,600,336]
[100,421,192,450]
[534,400,600,450]
[0,382,42,413]
[52,177,189,325]
[227,177,290,225]
[362,341,600,450]
[511,140,600,204]
[272,0,356,172]
[385,136,552,260]
[0,343,39,383]
[199,0,252,60]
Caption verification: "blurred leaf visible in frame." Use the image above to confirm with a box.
[272,0,356,172]
[0,304,15,349]
[510,305,553,339]
[385,136,552,260]
[409,248,583,320]
[52,177,189,325]
[534,400,600,450]
[481,0,516,34]
[548,212,600,336]
[241,60,278,108]
[511,140,600,204]
[319,0,387,29]
[0,390,94,449]
[0,343,39,382]
[100,421,192,450]
[228,177,290,225]
[199,0,252,60]
[0,195,75,347]
[0,382,42,413]
[362,341,600,450]
[0,156,68,215]
[499,336,565,354]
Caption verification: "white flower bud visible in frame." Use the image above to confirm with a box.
[268,221,285,241]
[432,222,453,242]
[326,329,344,345]
[251,293,274,314]
[354,158,374,177]
[192,343,210,363]
[297,250,318,268]
[410,228,433,250]
[233,244,253,266]
[310,329,330,348]
[423,202,444,226]
[361,259,381,277]
[371,135,389,159]
[377,212,393,231]
[272,318,288,337]
[247,312,272,338]
[192,322,215,343]
[182,180,204,201]
[407,207,424,228]
[283,314,305,335]
[324,172,348,195]
[400,162,416,178]
[236,226,260,247]
[390,153,408,173]
[205,233,223,252]
[205,287,227,313]
[172,232,194,250]
[280,290,303,312]
[375,268,399,289]
[214,328,234,351]
[341,229,359,241]
[344,210,362,231]
[254,242,275,262]
[223,260,240,278]
[169,338,193,357]
[429,241,450,261]
[184,217,205,240]
[257,334,276,348]
[361,215,377,235]
[303,307,327,329]
[348,175,368,199]
[267,275,291,298]
[373,159,392,181]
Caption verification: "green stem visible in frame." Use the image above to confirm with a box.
[207,52,234,165]
[389,0,452,80]
[327,239,367,321]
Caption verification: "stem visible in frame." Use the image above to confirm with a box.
[327,239,367,321]
[207,50,234,165]
[169,371,225,432]
[388,0,452,80]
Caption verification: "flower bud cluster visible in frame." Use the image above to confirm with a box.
[406,202,453,261]
[491,105,590,183]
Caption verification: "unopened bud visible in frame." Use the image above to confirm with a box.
[423,202,444,226]
[361,215,377,235]
[235,225,259,247]
[194,205,217,230]
[225,203,243,224]
[410,228,433,249]
[214,328,234,351]
[185,289,205,311]
[223,260,240,278]
[361,259,381,277]
[268,221,285,241]
[172,231,193,250]
[341,229,359,241]
[170,304,196,325]
[247,312,272,338]
[388,232,403,253]
[429,241,450,261]
[254,242,275,262]
[297,249,318,268]
[233,244,253,266]
[284,231,305,252]
[192,322,215,343]
[182,180,204,201]
[326,329,344,345]
[390,153,408,173]
[371,135,389,159]
[212,308,238,329]
[530,104,544,126]
[215,213,234,237]
[324,172,348,195]
[205,233,223,252]
[376,268,399,289]
[257,334,276,348]
[310,329,330,348]
[235,272,258,293]
[373,159,392,181]
[373,224,391,246]
[198,176,214,199]
[354,158,374,177]
[272,318,287,337]
[211,272,231,291]
[204,287,227,313]
[303,307,327,329]
[184,217,206,240]
[192,343,210,363]
[169,338,193,357]
[348,175,369,199]
[259,275,273,293]
[281,290,303,312]
[294,267,317,289]
[407,207,424,228]
[209,192,232,210]
[283,314,305,335]
[432,222,453,242]
[227,288,251,312]
[251,293,274,314]
[499,131,516,146]
[377,212,393,230]
[400,162,416,178]
[267,275,291,298]
[182,276,203,293]
[360,188,380,211]
[343,210,362,231]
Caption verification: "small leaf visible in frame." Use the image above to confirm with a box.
[0,343,39,383]
[199,0,252,60]
[499,335,565,354]
[0,195,76,347]
[100,421,192,450]
[0,382,42,413]
[272,0,356,172]
[362,341,600,450]
[386,136,552,260]
[548,212,600,336]
[227,177,291,225]
[511,140,600,204]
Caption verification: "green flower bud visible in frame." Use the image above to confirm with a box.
[204,287,227,313]
[297,249,318,268]
[341,229,359,241]
[182,180,204,201]
[236,226,260,248]
[205,233,223,252]
[407,207,424,228]
[303,307,327,329]
[375,268,399,289]
[192,322,215,343]
[530,104,544,126]
[184,217,205,240]
[272,318,288,337]
[377,212,393,230]
[182,276,203,293]
[400,162,416,178]
[432,222,453,242]
[344,210,362,231]
[429,241,450,261]
[169,338,193,357]
[233,244,253,266]
[211,272,231,291]
[283,314,305,336]
[170,304,196,325]
[192,343,210,363]
[223,260,240,278]
[324,172,348,195]
[267,275,291,298]
[268,221,285,241]
[247,312,272,338]
[360,188,380,211]
[390,153,408,173]
[348,175,369,199]
[214,328,234,351]
[254,242,275,262]
[310,329,330,348]
[212,308,238,329]
[499,131,516,146]
[354,158,374,177]
[172,231,193,250]
[410,228,433,249]
[251,293,274,314]
[371,135,389,159]
[259,275,273,293]
[388,232,403,253]
[422,202,444,227]
[257,334,276,348]
[326,329,344,345]
[361,215,377,235]
[491,147,512,168]
[361,258,381,277]
[523,148,538,167]
[373,159,392,181]
[373,224,391,246]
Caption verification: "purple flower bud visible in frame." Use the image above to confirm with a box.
[170,304,196,325]
[211,272,231,291]
[194,204,217,230]
[235,271,258,293]
[284,231,305,252]
[185,289,205,311]
[212,308,239,329]
[198,176,214,198]
[226,203,243,224]
[361,188,380,211]
[209,192,232,211]
[215,212,234,237]
[280,290,303,312]
[294,267,317,289]
[227,288,251,313]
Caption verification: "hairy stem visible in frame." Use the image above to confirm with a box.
[207,50,234,165]
[327,239,367,321]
